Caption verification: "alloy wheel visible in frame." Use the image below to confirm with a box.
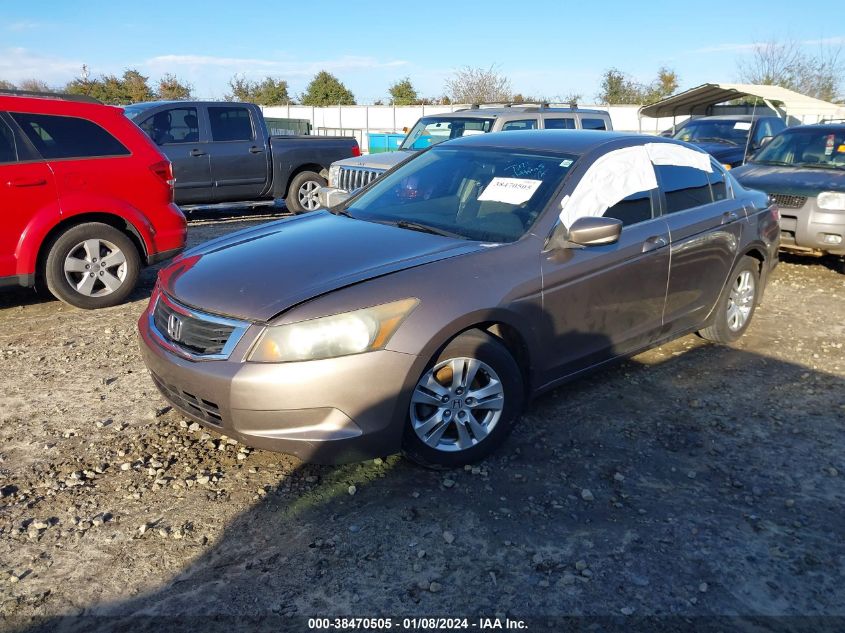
[63,239,128,297]
[298,180,321,211]
[726,270,755,331]
[410,357,505,452]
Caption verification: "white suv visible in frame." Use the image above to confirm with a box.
[328,105,613,194]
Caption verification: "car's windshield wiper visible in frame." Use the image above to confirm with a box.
[751,159,792,166]
[329,206,354,217]
[694,137,739,146]
[379,219,464,239]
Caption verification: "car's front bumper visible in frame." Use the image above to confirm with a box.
[137,305,419,464]
[777,197,845,255]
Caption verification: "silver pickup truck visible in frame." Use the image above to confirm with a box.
[327,104,612,194]
[124,101,360,213]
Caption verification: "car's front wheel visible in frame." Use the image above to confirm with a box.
[698,255,760,344]
[402,330,525,468]
[44,222,141,309]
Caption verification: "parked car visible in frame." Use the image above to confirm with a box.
[732,124,845,268]
[139,130,778,467]
[123,101,361,213]
[327,105,613,195]
[670,115,787,168]
[0,90,186,309]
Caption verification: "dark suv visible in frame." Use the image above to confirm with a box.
[671,115,787,168]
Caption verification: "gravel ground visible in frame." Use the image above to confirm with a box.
[0,212,843,631]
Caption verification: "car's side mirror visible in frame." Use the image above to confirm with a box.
[547,216,622,251]
[317,186,350,209]
[759,136,773,147]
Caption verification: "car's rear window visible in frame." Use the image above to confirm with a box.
[11,113,129,160]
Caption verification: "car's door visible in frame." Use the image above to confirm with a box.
[539,188,670,381]
[657,162,743,333]
[136,105,212,205]
[206,105,268,202]
[0,113,59,279]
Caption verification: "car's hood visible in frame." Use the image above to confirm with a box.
[160,211,483,322]
[689,141,745,165]
[731,163,845,197]
[332,150,416,171]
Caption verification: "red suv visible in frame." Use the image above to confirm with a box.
[0,91,186,308]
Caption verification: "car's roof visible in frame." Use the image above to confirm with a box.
[0,94,121,115]
[421,107,610,120]
[438,130,661,155]
[123,100,253,111]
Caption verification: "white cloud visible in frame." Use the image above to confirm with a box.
[4,20,43,32]
[0,48,83,85]
[144,54,408,77]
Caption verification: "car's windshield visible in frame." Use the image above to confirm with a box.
[673,119,751,145]
[345,146,577,243]
[399,117,495,151]
[122,104,152,120]
[751,128,845,169]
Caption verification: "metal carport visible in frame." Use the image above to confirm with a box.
[638,83,845,131]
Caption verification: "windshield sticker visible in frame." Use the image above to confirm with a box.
[560,159,574,167]
[825,135,835,156]
[837,145,845,154]
[733,122,752,131]
[478,177,542,205]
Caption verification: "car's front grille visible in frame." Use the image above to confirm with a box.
[150,373,223,426]
[151,294,249,360]
[338,166,383,192]
[770,193,807,209]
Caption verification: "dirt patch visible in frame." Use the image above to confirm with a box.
[1,215,843,626]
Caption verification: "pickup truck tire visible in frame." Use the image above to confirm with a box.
[44,222,141,309]
[286,171,327,214]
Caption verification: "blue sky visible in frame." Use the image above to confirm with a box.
[2,0,843,102]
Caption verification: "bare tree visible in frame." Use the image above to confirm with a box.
[17,78,54,93]
[737,39,844,102]
[445,65,512,104]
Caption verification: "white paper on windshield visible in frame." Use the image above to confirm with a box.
[461,129,484,136]
[734,122,752,131]
[478,177,542,205]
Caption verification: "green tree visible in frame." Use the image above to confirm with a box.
[300,71,355,106]
[597,67,679,105]
[227,75,290,105]
[388,77,418,105]
[121,69,154,103]
[157,73,193,100]
[65,67,155,104]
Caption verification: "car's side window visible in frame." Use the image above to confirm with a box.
[581,118,607,130]
[707,163,731,201]
[544,118,576,130]
[501,119,538,131]
[655,164,713,213]
[0,117,18,164]
[139,107,199,145]
[9,113,129,160]
[208,106,254,142]
[604,190,654,226]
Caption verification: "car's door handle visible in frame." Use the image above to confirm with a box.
[190,149,207,157]
[6,177,47,188]
[249,146,264,154]
[721,210,739,224]
[642,235,667,253]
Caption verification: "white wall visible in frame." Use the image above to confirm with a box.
[260,103,687,152]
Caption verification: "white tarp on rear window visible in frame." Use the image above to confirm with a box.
[560,143,712,227]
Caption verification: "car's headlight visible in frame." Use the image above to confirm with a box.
[328,164,341,188]
[248,298,419,362]
[817,191,845,210]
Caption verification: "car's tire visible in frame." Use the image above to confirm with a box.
[285,171,326,214]
[44,222,141,309]
[698,255,760,344]
[402,330,525,469]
